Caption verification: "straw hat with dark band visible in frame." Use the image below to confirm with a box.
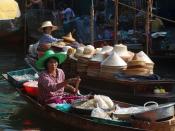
[38,21,58,32]
[62,32,76,42]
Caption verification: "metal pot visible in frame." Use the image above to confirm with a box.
[113,106,145,120]
[133,101,175,122]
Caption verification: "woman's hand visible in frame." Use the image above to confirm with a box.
[65,84,78,94]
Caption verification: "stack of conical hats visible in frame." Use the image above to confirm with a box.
[113,44,134,62]
[123,51,154,76]
[100,52,127,79]
[135,51,154,75]
[87,53,105,77]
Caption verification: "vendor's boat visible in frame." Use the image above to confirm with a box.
[3,68,175,131]
[24,55,175,105]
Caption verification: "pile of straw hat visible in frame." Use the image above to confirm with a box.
[123,51,154,76]
[101,45,113,54]
[100,52,127,79]
[113,44,134,62]
[94,48,102,54]
[135,51,154,75]
[82,45,95,58]
[74,46,85,58]
[76,45,95,74]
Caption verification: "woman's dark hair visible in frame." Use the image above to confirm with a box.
[44,57,59,70]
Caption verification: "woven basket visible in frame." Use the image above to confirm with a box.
[132,117,175,131]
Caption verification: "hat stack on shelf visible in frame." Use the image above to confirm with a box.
[135,51,155,75]
[76,45,95,75]
[87,53,105,77]
[100,52,127,79]
[123,51,154,76]
[113,44,134,62]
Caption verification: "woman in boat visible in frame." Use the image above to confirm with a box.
[37,21,62,52]
[35,49,81,105]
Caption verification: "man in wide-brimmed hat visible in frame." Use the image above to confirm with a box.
[37,21,62,51]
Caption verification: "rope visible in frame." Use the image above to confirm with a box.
[118,1,175,24]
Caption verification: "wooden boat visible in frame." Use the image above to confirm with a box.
[80,75,175,105]
[3,71,175,131]
[24,56,175,105]
[2,72,144,131]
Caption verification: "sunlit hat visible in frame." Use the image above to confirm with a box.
[113,44,130,56]
[135,51,154,64]
[62,32,76,42]
[95,48,102,54]
[35,50,67,70]
[82,45,95,58]
[101,52,127,67]
[101,45,113,54]
[74,46,85,58]
[90,53,105,62]
[38,21,58,32]
[113,44,134,62]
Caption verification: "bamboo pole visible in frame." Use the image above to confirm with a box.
[114,0,119,45]
[90,0,94,45]
[145,0,153,55]
[24,0,27,54]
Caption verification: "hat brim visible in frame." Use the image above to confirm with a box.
[36,52,67,70]
[62,37,75,42]
[38,25,58,32]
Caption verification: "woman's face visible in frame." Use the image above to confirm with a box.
[47,58,58,70]
[44,27,52,34]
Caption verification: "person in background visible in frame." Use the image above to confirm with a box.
[26,0,43,9]
[60,3,75,23]
[151,16,164,32]
[36,50,81,105]
[37,21,62,54]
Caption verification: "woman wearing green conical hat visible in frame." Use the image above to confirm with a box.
[36,50,81,105]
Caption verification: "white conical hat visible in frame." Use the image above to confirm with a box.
[101,52,127,66]
[101,45,113,54]
[95,48,102,54]
[90,53,104,62]
[136,51,154,64]
[113,44,130,56]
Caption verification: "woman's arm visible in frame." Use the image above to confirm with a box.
[64,77,81,94]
